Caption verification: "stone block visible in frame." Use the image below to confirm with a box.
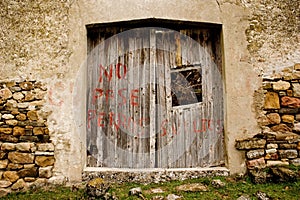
[48,176,66,185]
[37,143,54,152]
[0,128,12,134]
[35,156,55,167]
[13,92,24,100]
[2,114,14,120]
[265,148,277,154]
[3,171,19,183]
[24,92,35,101]
[0,88,12,100]
[8,152,34,164]
[15,143,35,152]
[0,180,12,188]
[290,158,300,166]
[279,108,299,114]
[33,127,44,135]
[266,143,278,149]
[0,160,8,169]
[281,96,300,108]
[247,157,266,169]
[279,143,297,149]
[275,132,300,143]
[278,149,298,159]
[266,160,289,167]
[24,177,36,182]
[266,113,281,124]
[265,153,278,160]
[11,179,26,190]
[19,82,33,91]
[0,134,18,143]
[270,167,297,182]
[271,124,292,132]
[18,167,38,178]
[39,166,53,178]
[246,149,265,159]
[7,163,23,170]
[27,110,38,121]
[13,127,25,136]
[0,188,10,198]
[17,103,29,109]
[1,143,16,151]
[16,113,27,121]
[281,115,294,123]
[0,152,6,159]
[293,122,300,132]
[292,83,300,97]
[19,136,39,142]
[264,92,280,109]
[5,120,18,126]
[235,138,266,150]
[273,80,290,90]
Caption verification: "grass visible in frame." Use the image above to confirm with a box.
[3,176,300,200]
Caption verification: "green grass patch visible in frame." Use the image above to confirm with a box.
[3,176,300,200]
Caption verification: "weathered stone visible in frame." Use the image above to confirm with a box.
[275,132,300,142]
[273,80,290,91]
[0,134,18,143]
[293,122,300,132]
[11,179,26,190]
[35,156,55,167]
[247,157,266,169]
[16,143,34,152]
[266,113,281,125]
[27,110,38,121]
[281,115,294,123]
[0,152,6,159]
[37,143,54,152]
[33,127,44,135]
[246,149,265,159]
[0,160,8,169]
[0,180,12,188]
[86,178,110,198]
[24,128,33,135]
[294,63,300,71]
[0,188,10,198]
[48,176,66,185]
[266,143,278,149]
[211,179,226,188]
[298,142,300,150]
[13,127,25,136]
[236,138,266,150]
[279,108,299,114]
[292,83,300,97]
[23,91,34,101]
[2,114,14,120]
[166,194,182,200]
[16,113,27,121]
[270,167,297,182]
[281,96,300,108]
[278,91,286,96]
[287,89,293,96]
[0,128,12,134]
[5,120,18,126]
[39,166,53,178]
[19,82,33,91]
[7,163,23,170]
[0,88,12,100]
[176,183,208,192]
[35,151,54,156]
[265,148,277,154]
[24,177,36,182]
[266,160,289,167]
[12,92,24,100]
[19,136,39,142]
[237,195,251,200]
[290,158,300,166]
[278,149,298,159]
[17,102,29,109]
[1,143,16,151]
[18,167,38,178]
[8,152,34,164]
[24,164,35,169]
[265,153,278,160]
[270,124,292,132]
[150,188,165,194]
[279,143,297,149]
[3,171,19,183]
[264,92,280,109]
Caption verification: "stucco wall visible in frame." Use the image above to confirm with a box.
[0,0,299,184]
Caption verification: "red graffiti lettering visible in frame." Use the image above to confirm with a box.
[130,89,139,106]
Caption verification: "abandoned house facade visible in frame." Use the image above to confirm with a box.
[0,0,299,193]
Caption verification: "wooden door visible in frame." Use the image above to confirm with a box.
[87,27,224,168]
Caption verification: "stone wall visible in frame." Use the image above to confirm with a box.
[0,80,55,196]
[236,63,300,183]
